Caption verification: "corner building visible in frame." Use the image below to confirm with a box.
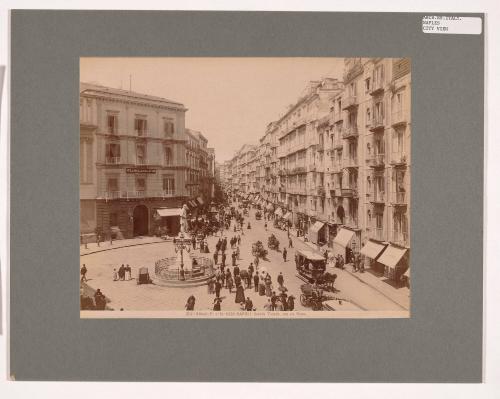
[80,83,191,240]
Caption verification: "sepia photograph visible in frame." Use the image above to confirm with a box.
[79,57,411,318]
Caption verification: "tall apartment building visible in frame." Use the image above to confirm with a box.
[80,83,214,240]
[226,58,411,281]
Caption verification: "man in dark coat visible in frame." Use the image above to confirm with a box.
[215,280,222,298]
[213,251,218,265]
[191,235,196,249]
[270,291,278,311]
[221,252,226,267]
[287,295,295,311]
[233,265,240,277]
[232,252,237,266]
[234,274,242,288]
[289,237,293,248]
[282,247,287,262]
[253,274,259,292]
[80,264,88,283]
[277,272,284,287]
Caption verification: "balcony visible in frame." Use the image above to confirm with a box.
[370,190,385,203]
[344,217,359,230]
[392,110,407,126]
[390,152,408,166]
[105,156,121,164]
[136,158,148,166]
[368,153,385,168]
[392,191,407,206]
[333,112,343,123]
[392,231,409,247]
[125,190,146,199]
[307,164,317,172]
[103,191,121,200]
[372,227,385,241]
[158,190,176,198]
[341,187,358,198]
[344,156,358,168]
[134,128,149,137]
[342,125,359,139]
[369,115,384,132]
[342,95,358,110]
[370,79,384,96]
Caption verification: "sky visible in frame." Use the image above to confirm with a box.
[80,57,344,162]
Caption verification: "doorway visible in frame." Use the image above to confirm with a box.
[133,205,149,236]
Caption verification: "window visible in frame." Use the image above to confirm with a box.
[164,119,175,137]
[105,143,120,163]
[365,77,371,92]
[107,177,119,192]
[134,118,148,136]
[136,177,146,192]
[136,144,146,165]
[107,113,118,134]
[164,147,173,165]
[366,107,371,122]
[162,175,175,195]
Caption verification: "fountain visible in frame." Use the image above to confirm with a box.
[153,204,215,287]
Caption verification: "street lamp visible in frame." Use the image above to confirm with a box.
[174,232,191,280]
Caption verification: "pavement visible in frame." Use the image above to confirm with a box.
[80,202,409,313]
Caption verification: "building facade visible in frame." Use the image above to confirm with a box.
[224,58,411,281]
[80,83,214,240]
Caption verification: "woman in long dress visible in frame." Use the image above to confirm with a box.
[265,275,272,297]
[235,284,245,303]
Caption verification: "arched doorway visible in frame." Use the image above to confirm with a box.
[336,205,345,225]
[133,205,149,236]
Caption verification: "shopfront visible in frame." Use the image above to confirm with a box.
[360,240,388,274]
[376,244,409,282]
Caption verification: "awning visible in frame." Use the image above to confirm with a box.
[197,196,204,205]
[157,208,183,217]
[308,221,326,244]
[283,212,292,221]
[274,207,283,217]
[333,228,355,247]
[377,245,408,268]
[296,248,325,261]
[360,240,387,260]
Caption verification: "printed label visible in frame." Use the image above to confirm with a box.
[422,16,482,34]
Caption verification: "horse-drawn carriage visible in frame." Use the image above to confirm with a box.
[299,283,324,311]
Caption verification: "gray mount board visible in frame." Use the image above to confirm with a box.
[10,11,484,382]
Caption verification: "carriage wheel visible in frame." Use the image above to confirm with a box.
[300,294,307,306]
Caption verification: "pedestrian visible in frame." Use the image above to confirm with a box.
[191,235,196,250]
[234,265,240,277]
[254,255,259,268]
[221,252,226,267]
[253,273,259,292]
[264,298,272,311]
[185,295,196,311]
[94,289,106,310]
[232,251,237,266]
[264,222,267,231]
[245,297,253,311]
[235,283,245,303]
[234,274,242,288]
[237,235,241,245]
[280,292,288,310]
[283,247,287,262]
[213,251,218,265]
[213,297,222,311]
[126,264,132,280]
[289,237,293,248]
[287,295,295,311]
[236,246,240,260]
[271,291,278,310]
[225,268,231,288]
[277,272,284,287]
[265,274,273,297]
[80,264,88,283]
[112,268,118,281]
[109,230,113,245]
[215,280,222,298]
[227,275,234,293]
